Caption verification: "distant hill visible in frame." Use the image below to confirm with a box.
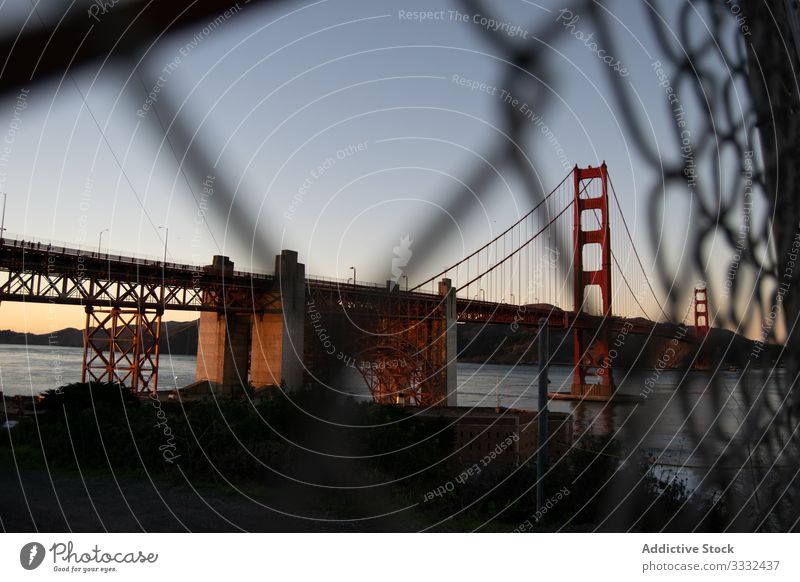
[0,320,199,355]
[0,327,85,347]
[0,315,782,367]
[457,319,782,369]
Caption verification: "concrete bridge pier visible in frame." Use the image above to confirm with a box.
[439,278,458,407]
[194,311,250,394]
[194,256,251,395]
[250,250,306,390]
[194,251,306,394]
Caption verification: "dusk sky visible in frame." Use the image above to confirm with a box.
[0,0,763,336]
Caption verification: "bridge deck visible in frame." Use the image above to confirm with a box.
[0,237,677,339]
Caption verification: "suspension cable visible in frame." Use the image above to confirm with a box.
[409,168,574,291]
[459,199,575,292]
[608,173,670,321]
[611,249,653,320]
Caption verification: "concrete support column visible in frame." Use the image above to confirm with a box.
[195,311,250,394]
[250,313,283,388]
[251,250,306,390]
[438,278,458,406]
[195,255,250,394]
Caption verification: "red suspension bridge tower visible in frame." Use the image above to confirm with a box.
[569,162,615,399]
[693,284,710,370]
[693,284,709,335]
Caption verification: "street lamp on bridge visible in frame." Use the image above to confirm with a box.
[158,226,169,265]
[0,192,6,241]
[98,228,109,254]
[349,265,356,285]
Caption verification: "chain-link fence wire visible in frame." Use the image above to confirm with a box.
[2,0,799,531]
[439,0,800,531]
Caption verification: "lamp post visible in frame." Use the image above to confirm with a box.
[158,226,169,264]
[479,288,485,301]
[98,228,109,254]
[157,226,169,304]
[0,192,7,241]
[349,266,356,285]
[537,317,550,512]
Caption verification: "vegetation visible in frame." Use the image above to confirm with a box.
[2,382,726,531]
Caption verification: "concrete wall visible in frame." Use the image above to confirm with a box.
[194,311,250,394]
[439,278,458,406]
[278,250,305,391]
[249,250,306,390]
[250,312,283,388]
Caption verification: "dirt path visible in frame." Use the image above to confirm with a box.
[0,463,424,532]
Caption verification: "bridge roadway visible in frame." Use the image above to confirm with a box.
[0,237,673,335]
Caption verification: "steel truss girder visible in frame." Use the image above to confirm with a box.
[306,286,450,406]
[81,306,162,395]
[0,270,288,313]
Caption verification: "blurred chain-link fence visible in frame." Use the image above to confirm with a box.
[2,0,799,531]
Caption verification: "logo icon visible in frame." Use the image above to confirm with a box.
[20,542,46,570]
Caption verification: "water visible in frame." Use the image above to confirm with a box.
[1,344,788,486]
[340,361,790,487]
[460,363,791,485]
[0,344,197,396]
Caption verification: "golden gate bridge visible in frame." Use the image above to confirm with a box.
[0,163,707,404]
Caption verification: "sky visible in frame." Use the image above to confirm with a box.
[0,0,767,338]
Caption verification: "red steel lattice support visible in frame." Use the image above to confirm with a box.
[82,305,162,395]
[570,163,614,399]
